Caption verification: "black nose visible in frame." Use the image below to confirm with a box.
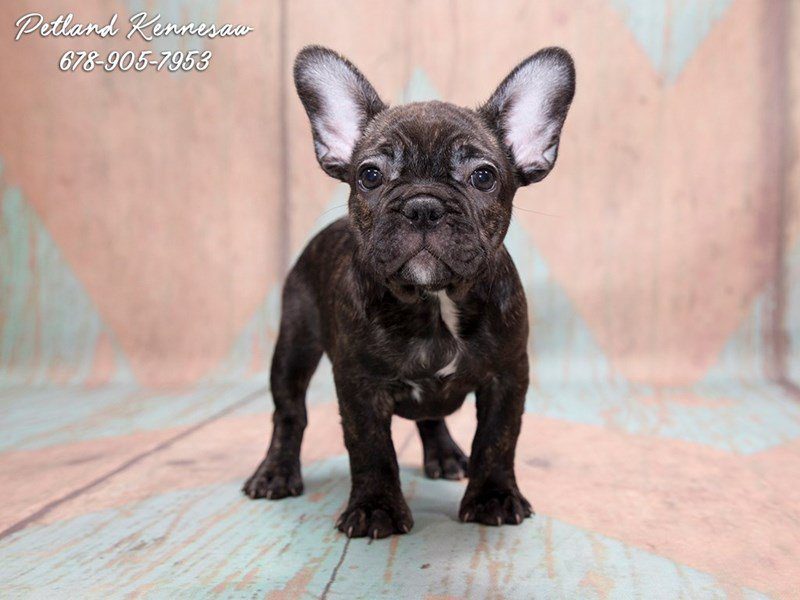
[402,196,445,226]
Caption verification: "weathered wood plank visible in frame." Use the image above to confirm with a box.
[3,385,799,595]
[0,379,266,452]
[0,458,772,599]
[0,0,284,387]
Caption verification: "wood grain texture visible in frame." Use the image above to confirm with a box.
[0,0,283,386]
[3,389,797,597]
[0,0,798,388]
[280,0,797,389]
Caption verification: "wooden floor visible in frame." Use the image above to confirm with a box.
[1,372,799,598]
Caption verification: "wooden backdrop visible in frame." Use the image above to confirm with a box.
[0,0,798,390]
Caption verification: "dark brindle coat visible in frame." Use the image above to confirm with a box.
[244,45,575,538]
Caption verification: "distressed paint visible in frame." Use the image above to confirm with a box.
[526,379,800,455]
[334,509,771,599]
[0,169,134,386]
[511,0,781,386]
[701,284,774,384]
[507,199,800,454]
[206,286,281,383]
[0,458,775,599]
[124,0,220,52]
[400,68,440,104]
[283,0,787,388]
[0,0,284,387]
[0,403,347,531]
[3,396,800,595]
[0,473,346,598]
[0,0,795,388]
[504,220,627,390]
[0,379,265,452]
[611,0,734,82]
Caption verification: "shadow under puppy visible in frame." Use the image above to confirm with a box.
[244,46,575,538]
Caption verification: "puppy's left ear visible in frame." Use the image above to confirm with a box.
[481,47,575,185]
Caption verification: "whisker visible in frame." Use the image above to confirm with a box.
[512,205,561,218]
[319,203,348,217]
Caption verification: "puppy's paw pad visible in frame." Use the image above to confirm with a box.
[459,488,533,526]
[336,500,413,538]
[242,460,303,500]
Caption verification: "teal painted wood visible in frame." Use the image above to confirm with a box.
[207,287,279,384]
[524,378,800,455]
[175,210,800,458]
[0,379,265,452]
[123,0,221,52]
[399,68,440,103]
[506,221,800,454]
[0,160,134,387]
[0,457,770,599]
[243,215,800,455]
[610,0,734,82]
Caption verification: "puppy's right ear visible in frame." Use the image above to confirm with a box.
[294,46,386,180]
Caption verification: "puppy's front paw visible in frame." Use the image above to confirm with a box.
[336,496,414,539]
[459,487,533,526]
[242,457,302,500]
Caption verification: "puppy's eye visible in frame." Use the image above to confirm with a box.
[470,168,496,192]
[358,166,383,190]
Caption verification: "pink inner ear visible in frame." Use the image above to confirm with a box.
[300,56,365,165]
[501,58,572,172]
[315,113,360,164]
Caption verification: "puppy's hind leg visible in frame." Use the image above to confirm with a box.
[243,272,322,500]
[417,419,468,480]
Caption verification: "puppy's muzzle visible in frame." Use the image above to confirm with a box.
[401,196,445,230]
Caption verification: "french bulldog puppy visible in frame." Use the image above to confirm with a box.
[244,46,575,538]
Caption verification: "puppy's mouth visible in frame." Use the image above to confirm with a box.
[394,249,454,291]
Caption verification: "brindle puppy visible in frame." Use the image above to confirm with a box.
[244,46,575,538]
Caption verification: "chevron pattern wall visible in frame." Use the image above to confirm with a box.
[1,0,797,389]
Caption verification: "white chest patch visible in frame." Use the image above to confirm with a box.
[435,291,459,337]
[404,292,461,401]
[434,291,460,378]
[404,379,423,402]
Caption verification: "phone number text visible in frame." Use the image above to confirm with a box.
[58,50,212,72]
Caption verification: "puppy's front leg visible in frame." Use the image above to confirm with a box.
[460,360,533,526]
[334,375,413,539]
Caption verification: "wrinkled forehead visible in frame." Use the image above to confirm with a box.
[355,101,504,177]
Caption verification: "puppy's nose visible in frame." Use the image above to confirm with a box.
[402,196,445,226]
